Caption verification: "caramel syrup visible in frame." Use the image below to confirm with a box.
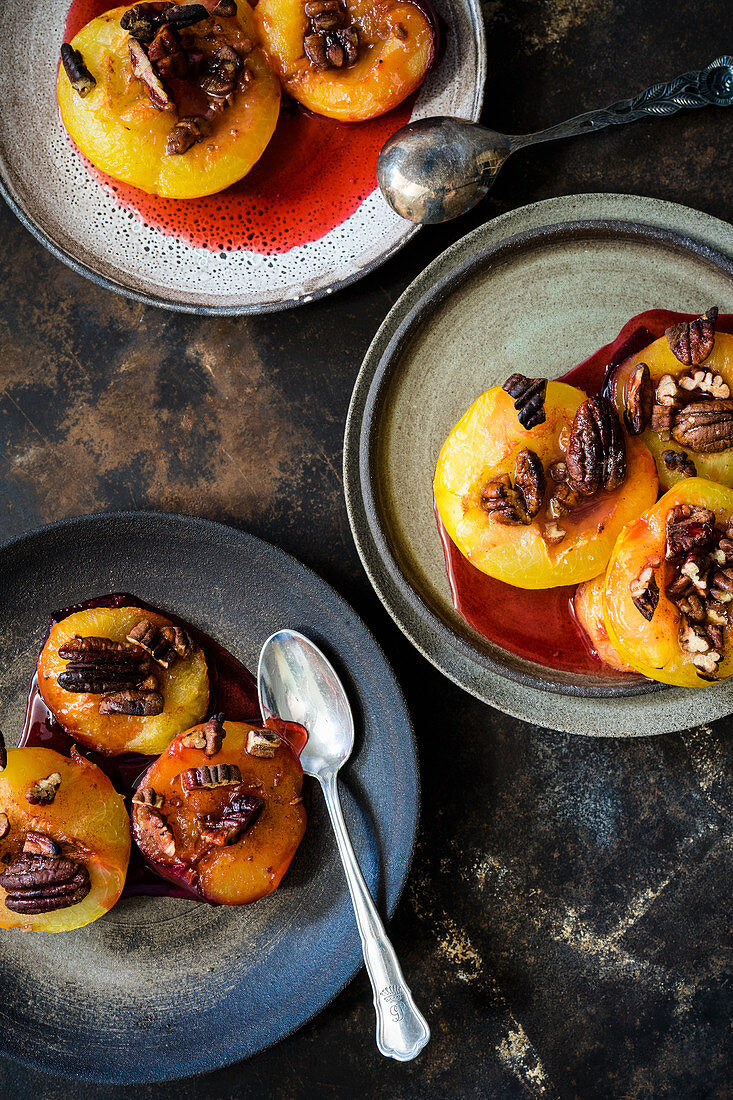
[438,310,733,677]
[19,594,307,899]
[63,0,414,254]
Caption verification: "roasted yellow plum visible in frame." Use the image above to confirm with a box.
[603,478,733,685]
[57,1,281,198]
[0,741,130,932]
[254,0,435,121]
[608,309,733,492]
[435,374,658,589]
[131,716,306,904]
[37,605,209,756]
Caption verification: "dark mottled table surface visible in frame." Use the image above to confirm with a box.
[1,0,732,1096]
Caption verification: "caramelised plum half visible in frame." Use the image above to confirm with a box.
[608,308,733,492]
[254,0,436,121]
[57,1,281,198]
[0,738,130,932]
[131,715,306,904]
[37,605,209,756]
[435,373,658,588]
[603,478,733,686]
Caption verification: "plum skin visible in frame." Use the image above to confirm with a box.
[0,747,130,933]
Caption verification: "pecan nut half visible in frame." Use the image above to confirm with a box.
[128,38,176,111]
[671,400,733,454]
[566,396,626,496]
[629,565,659,622]
[665,307,718,366]
[99,688,164,716]
[133,804,176,858]
[0,855,90,914]
[199,44,243,110]
[25,773,62,806]
[60,43,96,97]
[662,450,697,479]
[665,504,715,559]
[502,374,547,430]
[132,786,164,809]
[23,832,61,857]
[127,619,195,667]
[120,2,172,41]
[199,790,264,846]
[162,2,209,27]
[514,449,546,519]
[147,25,188,80]
[246,729,281,758]
[180,712,226,756]
[179,763,242,791]
[166,115,212,156]
[624,363,652,435]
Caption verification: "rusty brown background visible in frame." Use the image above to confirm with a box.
[1,0,732,1096]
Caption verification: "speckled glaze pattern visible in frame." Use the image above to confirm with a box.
[0,513,419,1083]
[344,193,733,736]
[0,0,485,314]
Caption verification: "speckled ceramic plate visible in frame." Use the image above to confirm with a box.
[0,0,484,315]
[0,512,419,1083]
[344,193,733,736]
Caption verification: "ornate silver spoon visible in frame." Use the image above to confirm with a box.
[377,56,733,224]
[258,629,430,1061]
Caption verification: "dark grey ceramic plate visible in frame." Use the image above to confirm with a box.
[344,193,733,735]
[0,512,419,1083]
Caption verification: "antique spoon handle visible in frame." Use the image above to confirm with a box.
[509,56,733,152]
[319,773,430,1061]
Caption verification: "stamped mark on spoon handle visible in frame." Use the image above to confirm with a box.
[509,56,733,153]
[320,772,430,1062]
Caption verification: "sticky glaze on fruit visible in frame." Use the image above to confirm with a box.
[0,743,130,932]
[603,478,733,685]
[435,378,658,589]
[608,309,733,492]
[131,718,306,904]
[37,605,209,756]
[254,0,435,120]
[57,2,281,198]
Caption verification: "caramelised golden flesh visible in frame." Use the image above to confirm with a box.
[57,1,281,198]
[131,716,306,904]
[254,0,435,121]
[609,308,733,491]
[0,740,130,932]
[603,478,733,686]
[435,373,658,588]
[37,606,209,756]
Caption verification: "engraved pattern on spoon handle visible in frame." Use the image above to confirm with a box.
[320,773,430,1062]
[510,55,733,152]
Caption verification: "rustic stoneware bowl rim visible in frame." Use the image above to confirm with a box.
[0,509,420,1083]
[343,193,733,732]
[0,0,486,316]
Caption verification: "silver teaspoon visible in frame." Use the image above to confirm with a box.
[257,629,430,1062]
[377,55,733,224]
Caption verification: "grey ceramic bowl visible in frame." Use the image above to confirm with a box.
[344,193,733,735]
[0,0,484,314]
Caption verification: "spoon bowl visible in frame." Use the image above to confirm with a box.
[257,628,354,776]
